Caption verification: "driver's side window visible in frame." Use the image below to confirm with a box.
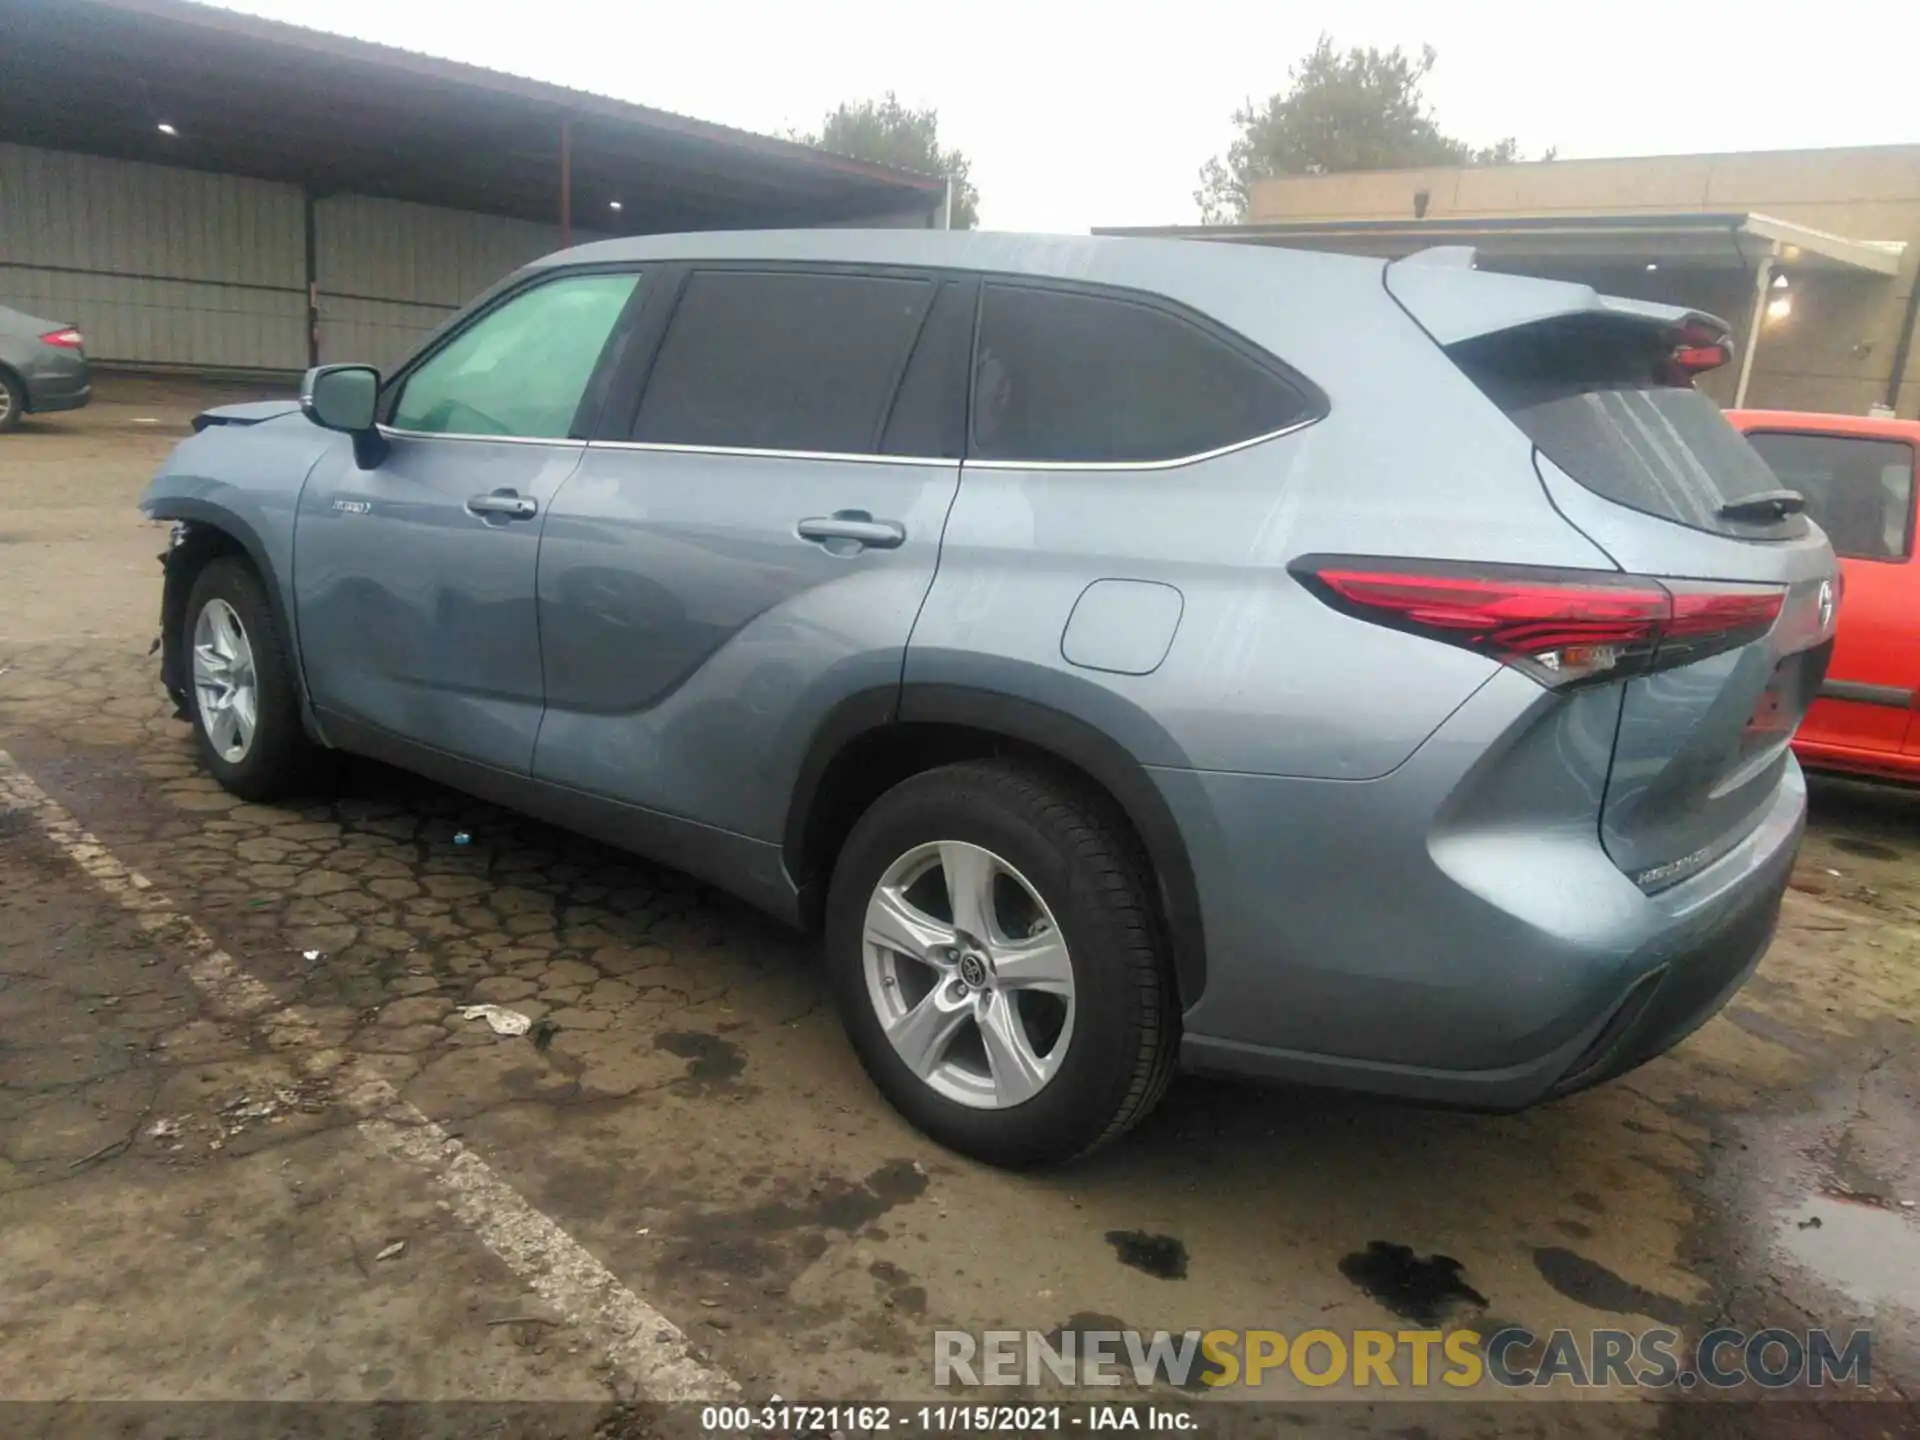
[390,271,640,440]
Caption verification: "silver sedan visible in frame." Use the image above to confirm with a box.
[0,304,92,432]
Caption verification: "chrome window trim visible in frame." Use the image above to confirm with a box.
[574,414,1320,471]
[379,425,588,449]
[966,414,1321,472]
[585,438,956,468]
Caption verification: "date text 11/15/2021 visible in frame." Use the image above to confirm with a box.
[700,1404,1196,1433]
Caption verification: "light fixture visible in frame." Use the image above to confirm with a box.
[156,121,178,136]
[1767,296,1793,322]
[1645,262,1659,272]
[1771,272,1790,289]
[608,200,622,211]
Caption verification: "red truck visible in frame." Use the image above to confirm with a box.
[1728,409,1920,781]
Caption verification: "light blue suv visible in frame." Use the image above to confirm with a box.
[141,232,1837,1166]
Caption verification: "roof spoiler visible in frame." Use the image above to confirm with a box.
[1386,250,1731,347]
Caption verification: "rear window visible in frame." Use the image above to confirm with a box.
[972,284,1316,465]
[1744,431,1915,562]
[1449,315,1805,541]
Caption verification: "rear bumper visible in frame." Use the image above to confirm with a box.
[22,352,91,412]
[1162,670,1804,1110]
[29,382,91,414]
[1541,844,1787,1098]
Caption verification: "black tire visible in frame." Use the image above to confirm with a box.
[0,369,23,434]
[182,556,323,801]
[825,760,1178,1168]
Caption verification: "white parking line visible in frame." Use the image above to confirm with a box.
[0,749,740,1404]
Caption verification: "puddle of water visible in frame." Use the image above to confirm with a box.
[1339,1240,1487,1325]
[1104,1230,1188,1280]
[654,1029,745,1083]
[1774,1194,1920,1312]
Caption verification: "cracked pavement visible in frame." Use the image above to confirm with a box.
[1,379,1917,1431]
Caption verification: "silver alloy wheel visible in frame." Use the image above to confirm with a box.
[191,597,259,763]
[862,840,1075,1109]
[0,378,14,428]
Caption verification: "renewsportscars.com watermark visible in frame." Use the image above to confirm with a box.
[934,1326,1873,1391]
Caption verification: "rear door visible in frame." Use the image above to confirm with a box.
[1736,426,1919,766]
[1403,279,1839,890]
[531,265,972,841]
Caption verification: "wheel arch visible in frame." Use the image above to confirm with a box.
[149,502,309,728]
[785,683,1208,1013]
[0,361,27,413]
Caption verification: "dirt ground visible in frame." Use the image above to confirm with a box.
[1,378,1916,1435]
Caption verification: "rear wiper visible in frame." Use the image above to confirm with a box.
[1719,489,1806,522]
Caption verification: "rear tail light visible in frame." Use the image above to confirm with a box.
[1667,343,1730,376]
[1662,319,1732,383]
[39,328,84,349]
[1294,558,1785,688]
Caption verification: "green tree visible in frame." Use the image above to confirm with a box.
[1196,38,1543,224]
[801,93,980,229]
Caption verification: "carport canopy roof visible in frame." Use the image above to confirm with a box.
[0,0,949,232]
[1096,212,1906,276]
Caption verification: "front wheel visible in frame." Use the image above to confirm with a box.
[183,556,322,801]
[825,760,1178,1167]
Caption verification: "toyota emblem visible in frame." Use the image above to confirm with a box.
[1818,578,1835,630]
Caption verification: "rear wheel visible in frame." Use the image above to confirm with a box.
[0,370,22,433]
[825,761,1177,1167]
[183,556,321,801]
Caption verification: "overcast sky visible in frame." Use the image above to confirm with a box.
[220,0,1919,233]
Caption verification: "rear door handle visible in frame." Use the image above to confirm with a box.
[796,510,906,551]
[467,489,538,520]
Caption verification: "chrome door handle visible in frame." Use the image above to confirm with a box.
[467,489,538,520]
[796,510,905,550]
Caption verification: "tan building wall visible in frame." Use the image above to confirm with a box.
[1247,147,1920,417]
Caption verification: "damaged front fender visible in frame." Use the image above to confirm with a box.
[157,519,231,719]
[139,413,336,746]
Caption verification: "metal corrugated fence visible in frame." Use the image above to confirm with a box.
[0,144,307,368]
[0,144,595,375]
[315,194,582,372]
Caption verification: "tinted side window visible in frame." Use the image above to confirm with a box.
[1747,432,1916,561]
[881,279,975,459]
[971,284,1314,464]
[392,272,639,439]
[634,270,934,453]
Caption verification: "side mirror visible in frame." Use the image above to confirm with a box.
[300,364,380,434]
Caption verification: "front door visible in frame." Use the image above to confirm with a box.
[532,266,973,841]
[1743,426,1919,769]
[293,269,641,773]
